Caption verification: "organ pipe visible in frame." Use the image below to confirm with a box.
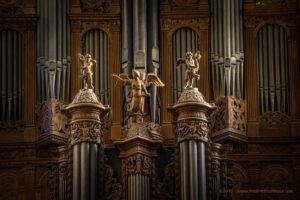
[257,24,289,114]
[210,0,244,99]
[37,0,71,102]
[0,30,24,121]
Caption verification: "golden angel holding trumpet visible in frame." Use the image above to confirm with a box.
[112,70,164,116]
[176,51,201,89]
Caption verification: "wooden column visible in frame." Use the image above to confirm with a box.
[245,17,259,137]
[70,22,81,98]
[160,28,173,139]
[110,30,122,139]
[24,28,36,126]
[199,27,210,100]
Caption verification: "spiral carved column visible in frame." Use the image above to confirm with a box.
[168,88,215,200]
[64,89,110,200]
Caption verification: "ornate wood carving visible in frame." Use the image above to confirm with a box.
[157,153,175,200]
[210,96,247,142]
[0,0,24,14]
[80,0,110,13]
[36,99,68,147]
[103,157,122,200]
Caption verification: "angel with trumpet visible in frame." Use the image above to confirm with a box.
[176,51,201,89]
[112,70,164,116]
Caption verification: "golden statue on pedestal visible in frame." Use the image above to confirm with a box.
[176,51,201,89]
[113,70,164,116]
[79,53,97,89]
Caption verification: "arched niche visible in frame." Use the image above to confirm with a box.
[171,27,199,102]
[256,24,289,115]
[81,29,110,104]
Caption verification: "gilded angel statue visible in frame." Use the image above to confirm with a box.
[79,53,97,89]
[112,70,164,115]
[176,51,201,89]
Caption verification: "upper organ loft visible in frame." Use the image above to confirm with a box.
[0,0,300,200]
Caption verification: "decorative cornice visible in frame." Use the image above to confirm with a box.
[160,17,209,31]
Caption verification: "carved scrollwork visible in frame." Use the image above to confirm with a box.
[36,98,68,135]
[70,121,103,145]
[81,0,110,13]
[0,0,24,14]
[175,119,209,142]
[211,96,246,133]
[160,17,209,31]
[260,111,290,125]
[104,157,122,200]
[123,154,153,176]
[157,153,175,200]
[0,120,25,132]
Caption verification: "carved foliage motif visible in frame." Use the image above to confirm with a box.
[123,154,153,176]
[0,120,25,132]
[104,158,122,200]
[70,121,102,145]
[244,15,296,29]
[0,0,24,14]
[49,165,59,200]
[160,18,209,31]
[169,0,200,7]
[36,99,68,135]
[260,111,290,125]
[211,96,246,133]
[81,0,110,13]
[175,119,209,142]
[157,153,175,200]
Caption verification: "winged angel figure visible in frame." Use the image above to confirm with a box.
[113,70,164,115]
[176,51,201,89]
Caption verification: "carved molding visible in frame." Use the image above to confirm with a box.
[260,111,290,125]
[157,153,175,200]
[122,154,153,176]
[103,157,122,200]
[0,0,24,14]
[244,15,297,30]
[168,0,200,7]
[36,99,68,135]
[160,17,209,32]
[0,120,25,132]
[175,119,209,142]
[211,96,246,133]
[70,121,103,145]
[81,0,110,13]
[71,20,120,36]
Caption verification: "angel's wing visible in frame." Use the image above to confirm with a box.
[144,73,165,87]
[176,58,186,68]
[112,73,131,87]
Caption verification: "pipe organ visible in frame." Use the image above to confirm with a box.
[0,0,299,200]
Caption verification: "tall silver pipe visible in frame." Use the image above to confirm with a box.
[180,141,189,200]
[90,143,98,199]
[189,140,198,199]
[133,0,147,71]
[80,143,90,200]
[198,141,207,200]
[72,145,80,200]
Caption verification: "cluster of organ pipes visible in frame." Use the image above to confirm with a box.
[0,30,23,121]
